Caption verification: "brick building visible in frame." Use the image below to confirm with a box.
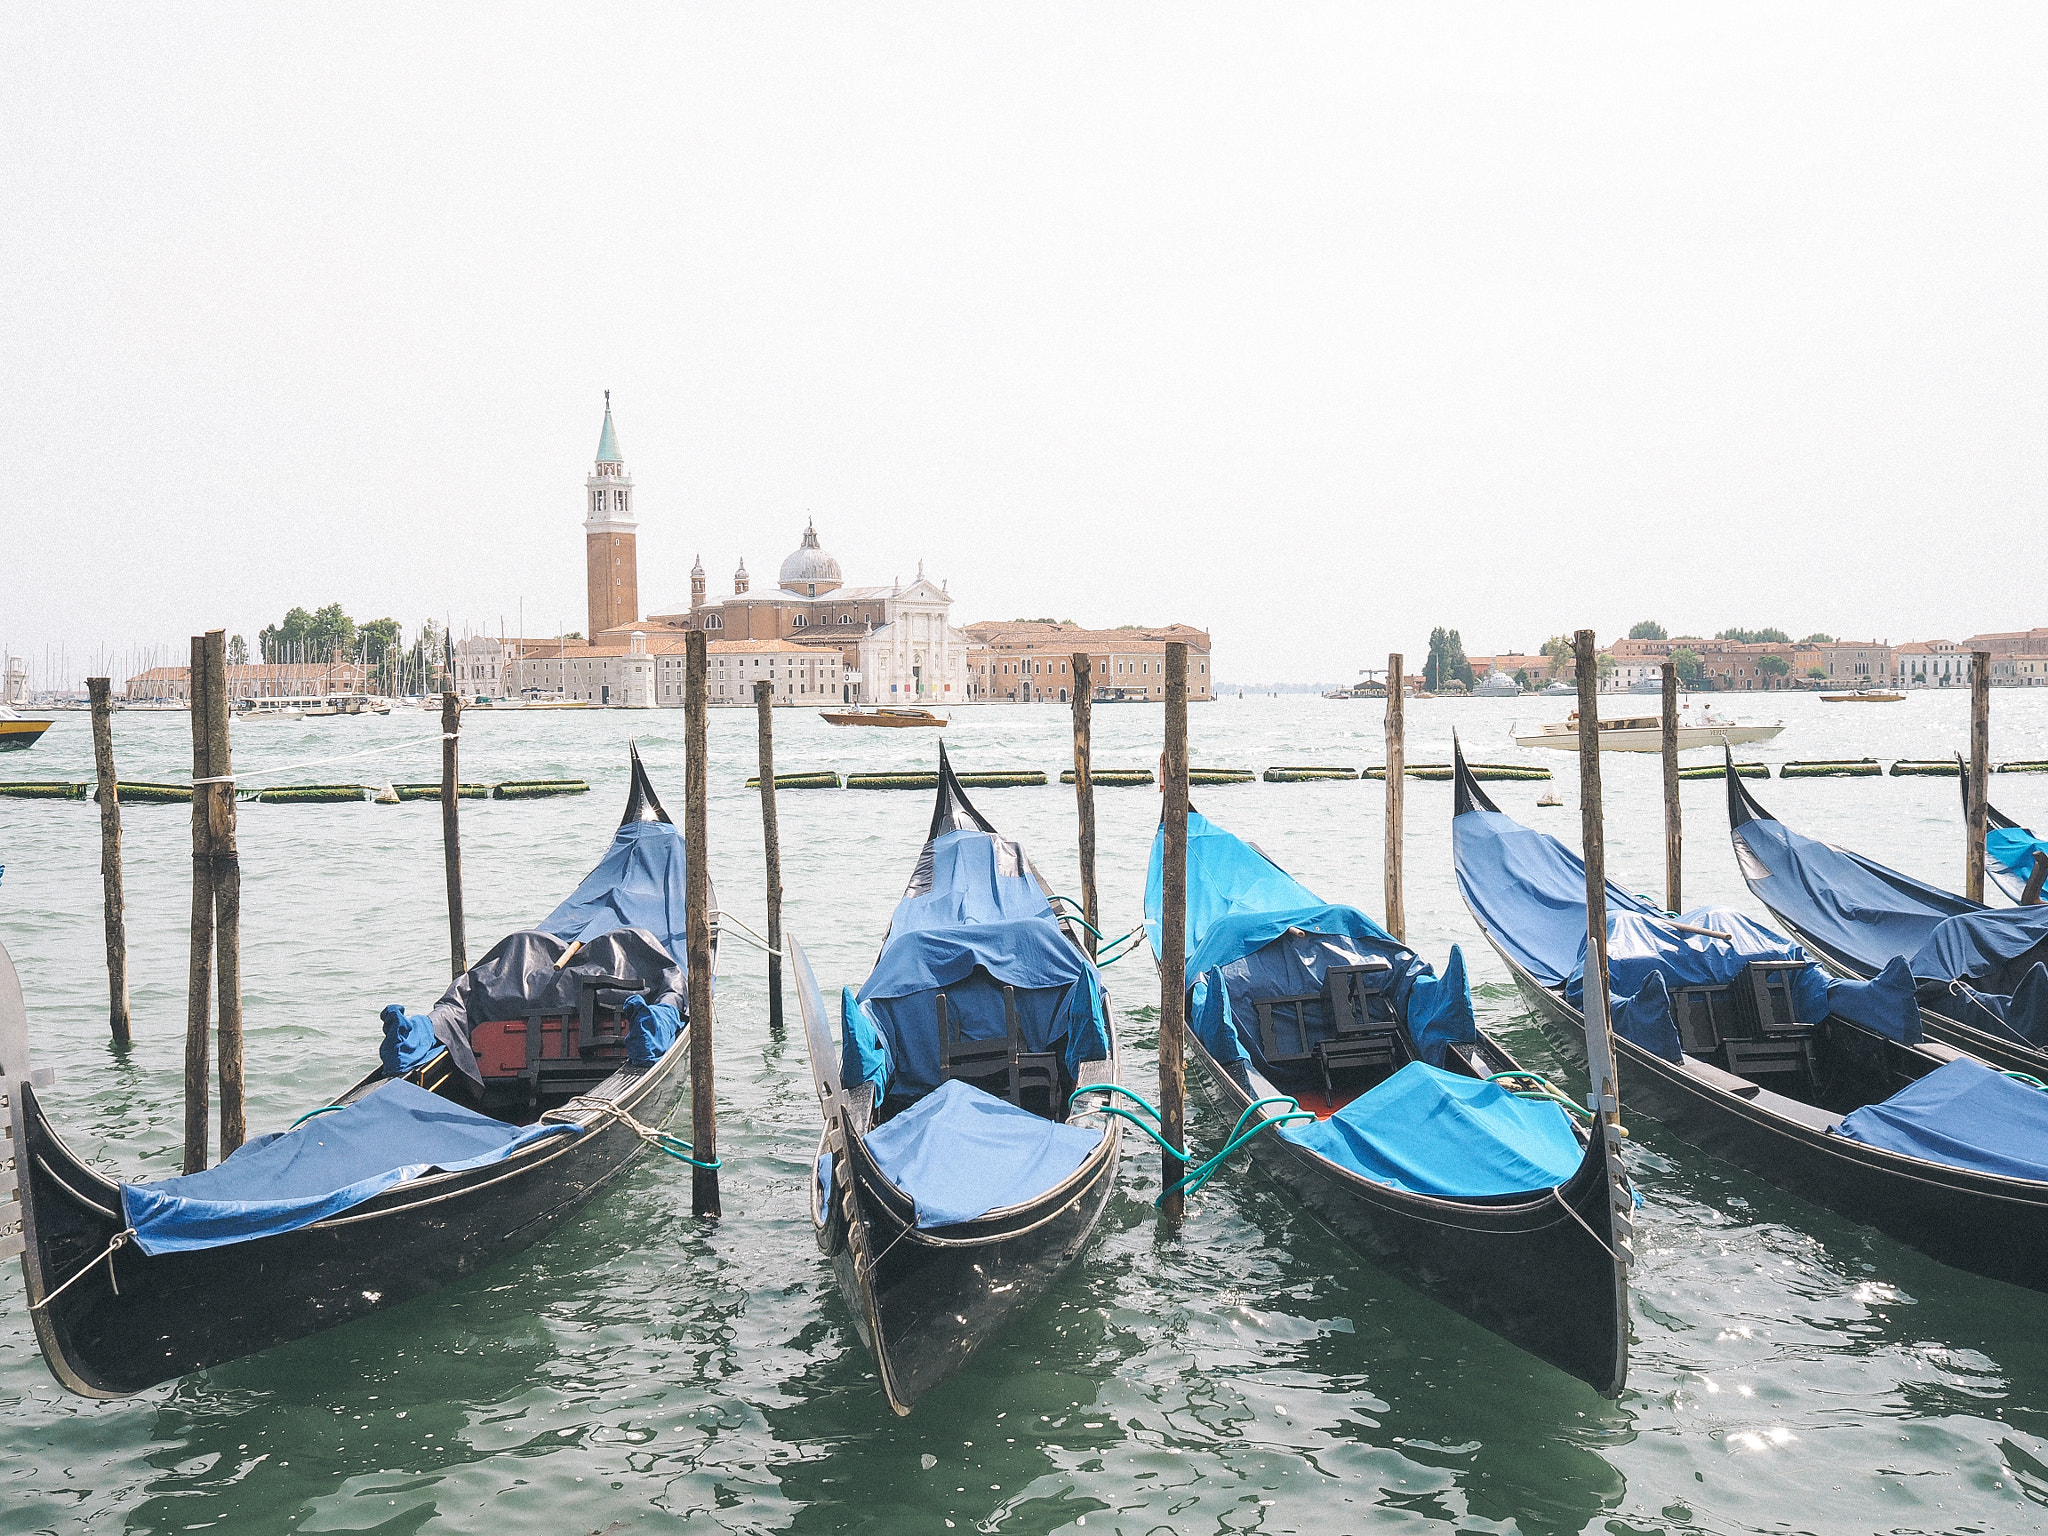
[962,622,1213,703]
[126,662,370,703]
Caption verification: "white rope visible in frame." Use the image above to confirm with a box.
[712,911,783,958]
[188,733,457,787]
[32,1228,136,1310]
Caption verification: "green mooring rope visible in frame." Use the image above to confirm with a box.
[1068,1084,1189,1159]
[2001,1071,2048,1094]
[289,1104,348,1129]
[1163,1096,1317,1203]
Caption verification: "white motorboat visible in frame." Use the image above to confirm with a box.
[1512,708,1785,753]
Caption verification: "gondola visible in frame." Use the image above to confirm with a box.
[788,745,1121,1414]
[1724,752,2048,1073]
[1454,744,2048,1293]
[1966,772,2048,906]
[8,746,708,1398]
[1145,800,1632,1396]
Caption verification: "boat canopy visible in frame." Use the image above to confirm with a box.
[1144,809,1476,1076]
[861,1079,1102,1227]
[1835,1058,2048,1183]
[1729,773,2048,1012]
[1278,1062,1582,1197]
[856,829,1109,1097]
[120,1082,579,1255]
[1989,820,2048,904]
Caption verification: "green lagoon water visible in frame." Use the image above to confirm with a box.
[4,691,2048,1535]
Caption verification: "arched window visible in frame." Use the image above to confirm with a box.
[794,613,807,628]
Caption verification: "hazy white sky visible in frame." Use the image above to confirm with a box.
[4,4,2044,685]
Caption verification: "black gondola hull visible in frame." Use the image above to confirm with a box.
[824,1120,1120,1412]
[17,1047,687,1398]
[1487,937,2048,1293]
[1180,1026,1629,1397]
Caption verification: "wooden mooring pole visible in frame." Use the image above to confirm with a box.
[183,635,215,1172]
[1661,660,1681,914]
[1071,653,1098,959]
[441,691,467,976]
[1967,650,1990,904]
[1159,642,1190,1224]
[686,630,720,1218]
[87,678,130,1048]
[1384,653,1405,942]
[754,679,785,1034]
[206,633,245,1156]
[1573,629,1622,1137]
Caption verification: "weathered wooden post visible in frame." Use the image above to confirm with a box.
[754,679,785,1034]
[1573,629,1622,1139]
[1384,653,1405,942]
[1661,660,1681,913]
[183,635,215,1172]
[441,691,466,976]
[1967,650,1990,904]
[87,678,130,1048]
[1071,652,1099,959]
[686,630,720,1218]
[1159,642,1190,1223]
[204,632,245,1155]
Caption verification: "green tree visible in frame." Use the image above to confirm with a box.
[359,618,402,665]
[1800,632,1834,644]
[1541,635,1574,679]
[227,635,249,666]
[1628,620,1667,641]
[1598,651,1616,680]
[1806,667,1828,679]
[1716,627,1791,644]
[1424,627,1475,692]
[1670,647,1703,687]
[1758,654,1790,678]
[259,606,315,663]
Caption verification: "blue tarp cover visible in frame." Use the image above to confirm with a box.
[379,1006,440,1076]
[1278,1062,1584,1197]
[1833,1057,2048,1182]
[539,820,695,959]
[841,986,892,1101]
[857,831,1109,1095]
[623,997,680,1065]
[862,1078,1103,1227]
[1565,907,1828,1023]
[1906,908,2048,997]
[1453,808,1665,988]
[120,1082,580,1255]
[1989,826,2048,902]
[1823,956,1923,1045]
[1612,972,1682,1063]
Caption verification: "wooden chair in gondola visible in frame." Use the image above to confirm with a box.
[1668,961,1816,1094]
[470,972,646,1110]
[1253,958,1400,1108]
[937,984,1059,1116]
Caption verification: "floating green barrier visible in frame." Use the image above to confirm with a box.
[0,781,84,800]
[1780,759,1881,779]
[847,772,940,790]
[1889,760,1961,777]
[956,771,1047,788]
[744,771,842,790]
[493,780,590,800]
[258,784,373,804]
[1263,767,1357,782]
[2000,761,2048,774]
[110,781,195,804]
[1677,762,1770,781]
[1363,762,1551,782]
[390,783,490,800]
[1059,769,1155,787]
[1188,768,1256,786]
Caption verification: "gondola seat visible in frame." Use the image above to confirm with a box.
[937,983,1060,1115]
[1834,1057,2048,1179]
[1252,960,1405,1106]
[863,1078,1102,1228]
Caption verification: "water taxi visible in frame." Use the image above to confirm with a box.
[1512,709,1784,752]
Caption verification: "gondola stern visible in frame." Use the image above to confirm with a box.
[928,743,997,840]
[622,741,673,825]
[14,1083,135,1400]
[1452,737,1502,818]
[1725,744,1770,830]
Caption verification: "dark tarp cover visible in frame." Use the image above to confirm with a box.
[1612,972,1682,1063]
[1823,956,1924,1045]
[1906,909,2048,997]
[539,819,698,957]
[426,927,685,1086]
[1938,962,2048,1049]
[1277,1062,1584,1197]
[862,1078,1102,1227]
[1833,1057,2048,1182]
[120,1081,580,1255]
[1989,825,2048,904]
[856,830,1109,1095]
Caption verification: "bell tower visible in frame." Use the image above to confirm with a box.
[584,392,638,639]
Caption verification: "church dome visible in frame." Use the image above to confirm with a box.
[778,519,843,589]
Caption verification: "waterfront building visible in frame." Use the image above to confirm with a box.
[961,622,1213,703]
[1816,642,1897,687]
[125,662,369,703]
[695,638,846,705]
[584,394,638,642]
[1895,640,1970,688]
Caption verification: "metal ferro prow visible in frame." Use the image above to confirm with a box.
[0,939,56,1264]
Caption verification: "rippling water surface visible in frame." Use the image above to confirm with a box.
[5,692,2048,1535]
